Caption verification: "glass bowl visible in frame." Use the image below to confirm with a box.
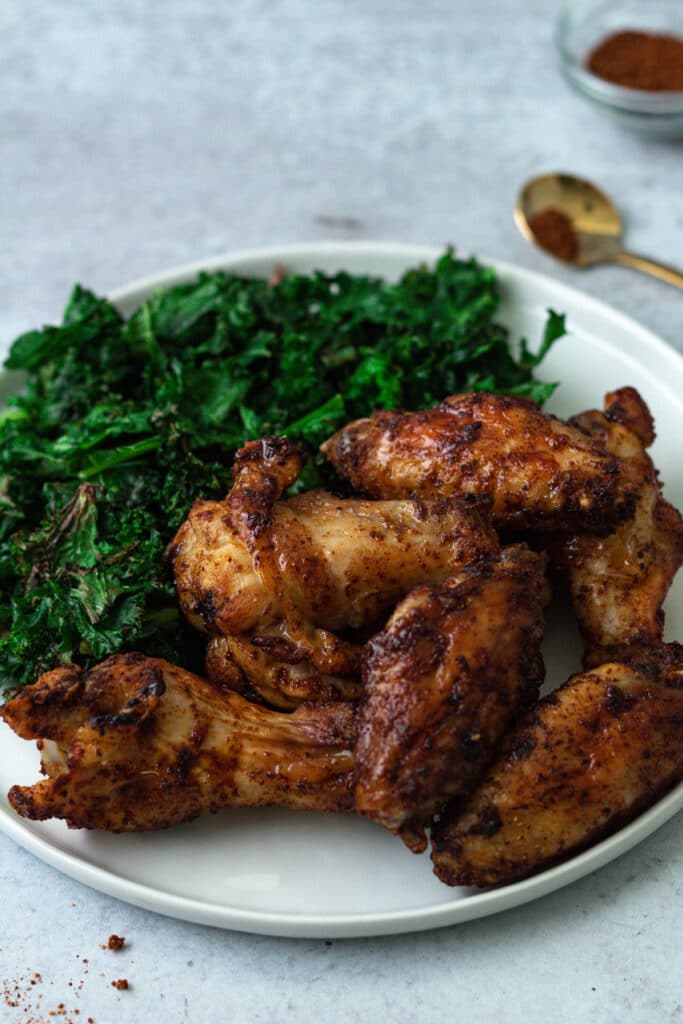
[557,0,683,137]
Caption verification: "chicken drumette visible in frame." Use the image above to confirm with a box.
[431,646,683,887]
[1,653,357,831]
[321,392,637,533]
[355,545,548,851]
[169,435,497,707]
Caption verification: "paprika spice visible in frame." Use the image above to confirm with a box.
[586,30,683,91]
[528,209,579,263]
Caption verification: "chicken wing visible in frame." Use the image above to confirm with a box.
[355,546,547,851]
[555,388,683,667]
[206,632,363,711]
[431,648,683,888]
[321,392,637,532]
[170,435,498,704]
[0,653,357,831]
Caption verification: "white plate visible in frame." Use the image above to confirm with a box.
[1,242,682,938]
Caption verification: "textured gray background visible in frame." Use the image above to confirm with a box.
[1,2,682,1022]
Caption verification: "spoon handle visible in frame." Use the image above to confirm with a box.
[615,250,683,290]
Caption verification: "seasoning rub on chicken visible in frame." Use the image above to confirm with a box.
[355,545,548,852]
[0,654,357,831]
[169,434,497,706]
[554,387,683,668]
[431,647,683,887]
[321,392,637,532]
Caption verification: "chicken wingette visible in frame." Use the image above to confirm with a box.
[355,546,547,851]
[205,632,363,711]
[169,434,498,705]
[321,392,637,532]
[431,648,683,887]
[0,653,357,831]
[554,387,683,667]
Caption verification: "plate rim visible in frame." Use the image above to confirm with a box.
[2,240,683,938]
[108,240,683,383]
[1,771,681,938]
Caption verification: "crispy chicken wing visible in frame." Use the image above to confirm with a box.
[431,648,683,887]
[170,435,497,705]
[321,392,637,532]
[556,388,683,667]
[0,653,357,831]
[355,546,547,851]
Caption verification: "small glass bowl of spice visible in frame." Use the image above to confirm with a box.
[557,0,683,136]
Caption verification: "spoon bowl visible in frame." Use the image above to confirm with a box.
[515,173,683,289]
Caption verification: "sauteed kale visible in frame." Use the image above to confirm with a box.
[0,250,564,686]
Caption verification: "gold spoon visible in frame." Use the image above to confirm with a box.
[515,173,683,290]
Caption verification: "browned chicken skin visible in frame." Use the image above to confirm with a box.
[431,648,683,888]
[170,435,498,705]
[321,392,637,532]
[171,434,497,635]
[355,545,548,852]
[0,653,357,831]
[206,632,363,711]
[555,388,683,667]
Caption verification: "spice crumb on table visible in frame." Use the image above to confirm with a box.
[2,967,90,1023]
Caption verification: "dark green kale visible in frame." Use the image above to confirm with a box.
[0,250,564,687]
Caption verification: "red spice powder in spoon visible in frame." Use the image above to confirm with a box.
[528,208,579,263]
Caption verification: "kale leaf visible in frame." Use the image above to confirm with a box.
[0,250,563,687]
